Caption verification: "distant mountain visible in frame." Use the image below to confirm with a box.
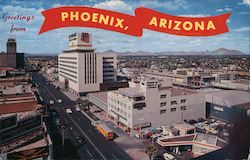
[206,48,245,56]
[103,48,245,56]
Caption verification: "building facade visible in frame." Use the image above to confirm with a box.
[107,78,205,132]
[0,38,25,69]
[58,33,117,96]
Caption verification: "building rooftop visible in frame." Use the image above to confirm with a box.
[170,87,197,96]
[0,101,40,114]
[157,133,228,152]
[88,91,108,104]
[231,79,250,85]
[174,123,196,131]
[206,90,250,108]
[118,88,144,97]
[0,67,15,71]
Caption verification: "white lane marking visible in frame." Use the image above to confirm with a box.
[40,81,57,101]
[86,149,93,157]
[112,154,119,160]
[38,77,106,160]
[65,113,107,160]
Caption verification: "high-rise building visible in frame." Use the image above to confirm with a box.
[6,38,16,54]
[58,33,117,96]
[0,38,24,69]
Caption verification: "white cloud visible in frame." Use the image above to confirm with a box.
[130,0,189,10]
[234,27,250,32]
[93,0,133,14]
[238,0,250,7]
[216,7,232,12]
[216,9,223,12]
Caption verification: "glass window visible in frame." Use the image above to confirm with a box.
[181,106,186,110]
[171,108,177,112]
[181,99,186,103]
[171,101,177,105]
[160,94,167,99]
[160,110,166,114]
[160,102,167,107]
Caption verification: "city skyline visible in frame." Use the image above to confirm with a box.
[0,0,250,54]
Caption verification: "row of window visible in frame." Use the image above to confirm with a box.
[171,99,186,105]
[160,106,187,114]
[59,57,77,60]
[109,104,131,118]
[59,70,77,80]
[160,94,167,99]
[109,97,131,110]
[59,66,77,74]
[160,99,186,107]
[59,73,77,83]
[59,63,77,69]
[59,60,77,64]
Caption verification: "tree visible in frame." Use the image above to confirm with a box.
[82,99,93,110]
[76,98,93,111]
[145,144,157,160]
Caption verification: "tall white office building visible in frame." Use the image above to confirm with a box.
[58,33,117,96]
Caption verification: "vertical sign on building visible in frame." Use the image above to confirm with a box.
[81,33,89,43]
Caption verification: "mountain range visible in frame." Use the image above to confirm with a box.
[26,48,246,56]
[103,48,245,56]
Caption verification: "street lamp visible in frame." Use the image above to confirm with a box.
[61,125,67,147]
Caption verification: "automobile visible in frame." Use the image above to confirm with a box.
[66,108,73,114]
[162,153,176,160]
[197,118,206,122]
[49,100,54,104]
[76,107,81,112]
[76,136,85,144]
[91,121,99,127]
[56,119,61,125]
[188,119,197,124]
[58,99,62,103]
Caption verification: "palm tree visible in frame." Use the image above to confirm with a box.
[145,144,157,160]
[76,98,93,111]
[82,99,93,110]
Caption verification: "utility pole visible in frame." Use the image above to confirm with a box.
[62,125,66,146]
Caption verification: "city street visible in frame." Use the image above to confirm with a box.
[32,73,132,160]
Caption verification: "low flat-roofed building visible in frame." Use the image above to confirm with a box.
[212,79,250,91]
[0,101,51,160]
[88,91,108,112]
[107,77,205,133]
[157,133,228,158]
[173,123,196,135]
[205,90,250,122]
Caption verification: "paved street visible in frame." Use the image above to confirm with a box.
[32,73,132,160]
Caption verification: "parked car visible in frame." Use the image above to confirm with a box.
[197,118,206,122]
[66,108,73,114]
[49,100,54,104]
[162,153,176,160]
[58,99,62,103]
[91,121,99,127]
[56,119,61,125]
[188,119,197,124]
[76,136,85,144]
[76,107,81,112]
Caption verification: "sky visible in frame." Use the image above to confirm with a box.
[0,0,249,54]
